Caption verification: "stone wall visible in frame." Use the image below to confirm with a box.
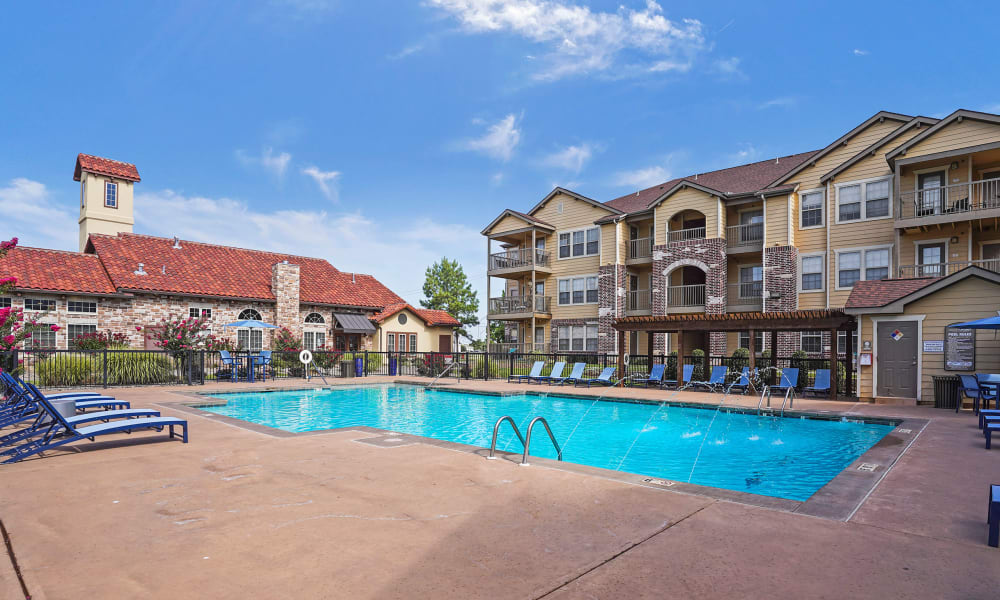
[272,261,301,337]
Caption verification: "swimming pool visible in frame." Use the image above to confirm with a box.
[198,385,895,501]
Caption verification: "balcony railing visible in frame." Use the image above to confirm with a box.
[627,237,653,260]
[626,289,651,313]
[665,284,705,308]
[896,178,1000,221]
[487,295,551,315]
[488,248,550,271]
[667,227,706,243]
[727,282,763,310]
[726,223,763,250]
[897,258,1000,279]
[490,342,544,353]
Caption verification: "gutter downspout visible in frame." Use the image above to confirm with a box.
[760,192,767,317]
[612,214,628,353]
[826,181,832,310]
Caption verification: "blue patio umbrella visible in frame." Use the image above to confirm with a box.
[949,316,1000,329]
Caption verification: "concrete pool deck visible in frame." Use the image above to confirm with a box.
[2,378,999,599]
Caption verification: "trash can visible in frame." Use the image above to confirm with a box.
[355,357,364,377]
[389,357,398,376]
[932,375,960,409]
[340,359,355,378]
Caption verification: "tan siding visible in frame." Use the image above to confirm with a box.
[600,222,619,266]
[858,316,875,399]
[898,229,972,268]
[828,219,895,308]
[489,214,531,235]
[655,187,718,242]
[837,126,923,183]
[765,196,788,245]
[904,119,1000,159]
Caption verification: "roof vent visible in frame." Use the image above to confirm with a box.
[172,237,182,249]
[134,262,147,276]
[352,273,356,284]
[161,265,166,275]
[775,157,779,164]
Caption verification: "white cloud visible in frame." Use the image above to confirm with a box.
[712,56,744,79]
[613,165,671,189]
[853,49,869,56]
[236,147,292,178]
[757,96,797,110]
[388,43,425,60]
[460,114,522,161]
[490,172,504,186]
[301,166,341,201]
[541,142,597,173]
[0,178,78,251]
[726,143,760,165]
[427,0,707,81]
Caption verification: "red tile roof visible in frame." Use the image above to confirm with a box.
[0,247,117,295]
[74,154,141,182]
[604,150,819,213]
[844,278,938,309]
[86,233,405,308]
[373,302,460,327]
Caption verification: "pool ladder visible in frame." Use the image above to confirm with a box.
[487,416,562,466]
[756,386,795,416]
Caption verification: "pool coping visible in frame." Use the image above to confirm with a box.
[160,383,929,521]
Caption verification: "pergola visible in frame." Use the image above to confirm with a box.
[612,310,857,399]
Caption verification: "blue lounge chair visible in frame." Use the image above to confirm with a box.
[804,369,831,396]
[1,384,188,464]
[629,363,665,388]
[218,350,238,382]
[509,361,544,383]
[770,367,799,400]
[663,364,694,389]
[551,362,585,385]
[531,361,565,384]
[690,365,728,391]
[729,367,756,394]
[1,376,129,428]
[575,367,616,387]
[1,372,113,408]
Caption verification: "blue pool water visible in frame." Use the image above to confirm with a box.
[199,385,894,501]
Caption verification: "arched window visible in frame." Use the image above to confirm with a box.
[304,312,325,324]
[238,308,262,321]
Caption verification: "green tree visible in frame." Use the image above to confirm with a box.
[420,257,480,337]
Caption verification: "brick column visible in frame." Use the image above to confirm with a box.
[272,261,301,337]
[764,245,799,356]
[656,238,727,355]
[597,264,625,353]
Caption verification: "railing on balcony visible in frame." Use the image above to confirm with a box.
[665,284,705,308]
[627,237,653,260]
[896,178,1000,221]
[897,258,1000,279]
[667,227,706,243]
[490,342,544,353]
[726,223,763,250]
[626,289,651,313]
[727,282,763,310]
[487,295,551,315]
[488,248,550,271]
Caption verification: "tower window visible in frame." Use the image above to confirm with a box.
[105,181,118,208]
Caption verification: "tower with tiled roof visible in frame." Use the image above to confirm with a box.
[75,153,141,251]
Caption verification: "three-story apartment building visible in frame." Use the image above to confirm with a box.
[482,109,1000,401]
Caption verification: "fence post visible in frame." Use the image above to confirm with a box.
[102,348,108,389]
[199,351,206,385]
[363,351,368,377]
[464,352,469,380]
[186,350,193,385]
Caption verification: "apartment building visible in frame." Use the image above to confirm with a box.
[482,109,1000,401]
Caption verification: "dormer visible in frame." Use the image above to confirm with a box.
[75,153,140,251]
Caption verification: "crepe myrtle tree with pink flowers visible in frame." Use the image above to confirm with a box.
[139,316,233,359]
[1,237,52,373]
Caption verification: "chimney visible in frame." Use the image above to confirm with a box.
[271,261,301,337]
[172,236,182,249]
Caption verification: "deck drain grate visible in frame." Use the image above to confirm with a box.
[856,463,879,472]
[642,478,676,487]
[895,428,912,434]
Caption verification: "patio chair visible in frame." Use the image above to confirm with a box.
[254,350,273,382]
[770,368,799,403]
[628,363,665,388]
[729,367,756,394]
[530,362,565,384]
[0,384,188,464]
[662,364,694,389]
[976,374,1000,412]
[218,350,238,382]
[690,365,728,392]
[574,367,616,387]
[509,361,544,383]
[959,375,988,413]
[551,362,585,386]
[989,485,999,547]
[803,369,831,396]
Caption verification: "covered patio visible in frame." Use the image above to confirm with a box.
[612,310,857,399]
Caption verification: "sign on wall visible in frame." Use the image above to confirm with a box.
[923,340,944,353]
[944,325,975,371]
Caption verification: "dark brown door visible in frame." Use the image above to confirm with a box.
[438,334,452,353]
[917,171,945,215]
[876,321,918,398]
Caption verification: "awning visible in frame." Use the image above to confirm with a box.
[334,313,376,334]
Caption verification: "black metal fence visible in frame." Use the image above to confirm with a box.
[2,349,855,396]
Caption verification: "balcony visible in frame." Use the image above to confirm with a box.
[490,342,545,353]
[487,295,551,320]
[728,282,763,312]
[626,237,653,264]
[895,178,1000,228]
[626,289,651,315]
[487,248,552,278]
[665,284,705,312]
[897,258,1000,279]
[726,223,763,254]
[667,227,706,244]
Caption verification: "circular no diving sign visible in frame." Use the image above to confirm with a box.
[299,349,313,365]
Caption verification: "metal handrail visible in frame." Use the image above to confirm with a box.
[487,416,526,460]
[627,289,651,312]
[896,178,1000,220]
[897,258,1000,278]
[429,359,459,387]
[665,284,706,307]
[627,237,652,259]
[780,387,794,416]
[725,223,763,248]
[521,417,562,465]
[667,227,706,243]
[756,386,771,414]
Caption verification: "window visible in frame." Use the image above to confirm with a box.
[801,254,824,291]
[557,325,598,352]
[837,177,891,222]
[0,297,10,308]
[105,181,118,208]
[189,307,212,320]
[558,276,598,305]
[237,329,263,352]
[800,332,823,354]
[386,333,395,352]
[397,313,407,325]
[68,323,97,342]
[238,308,262,321]
[837,330,859,355]
[68,300,97,313]
[28,326,57,349]
[558,227,600,258]
[800,189,824,228]
[409,334,417,352]
[738,331,763,354]
[305,312,325,324]
[303,331,326,350]
[837,247,890,289]
[24,298,56,312]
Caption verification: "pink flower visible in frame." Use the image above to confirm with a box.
[176,334,183,339]
[49,324,60,332]
[3,335,14,345]
[135,326,143,331]
[0,276,16,286]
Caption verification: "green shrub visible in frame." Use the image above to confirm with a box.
[106,351,175,385]
[691,349,705,381]
[665,351,678,381]
[35,354,98,387]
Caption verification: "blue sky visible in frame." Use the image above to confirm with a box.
[2,0,998,339]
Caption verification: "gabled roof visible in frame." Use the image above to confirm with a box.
[481,208,554,235]
[885,109,1000,167]
[526,187,622,218]
[0,246,118,295]
[372,302,460,327]
[820,116,939,184]
[845,267,1000,313]
[74,154,141,182]
[768,111,913,188]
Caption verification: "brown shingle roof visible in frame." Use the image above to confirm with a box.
[845,278,939,309]
[74,154,141,182]
[0,247,117,295]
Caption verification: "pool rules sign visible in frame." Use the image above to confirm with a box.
[944,326,975,371]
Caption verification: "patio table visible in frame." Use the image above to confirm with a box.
[980,375,1000,412]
